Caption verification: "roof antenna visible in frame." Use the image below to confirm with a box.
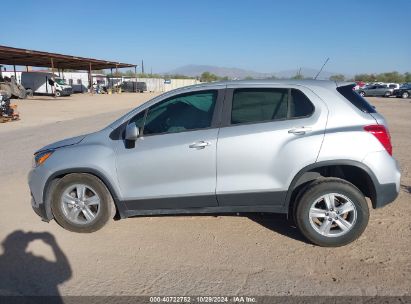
[314,57,330,80]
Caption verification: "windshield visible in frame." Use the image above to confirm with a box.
[55,78,67,85]
[400,84,411,89]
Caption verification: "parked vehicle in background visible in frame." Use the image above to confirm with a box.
[21,72,73,97]
[121,81,147,93]
[387,83,400,90]
[393,83,411,98]
[353,81,366,91]
[356,83,398,97]
[28,80,400,247]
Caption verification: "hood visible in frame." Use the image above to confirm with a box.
[35,134,87,154]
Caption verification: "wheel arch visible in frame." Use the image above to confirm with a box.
[43,168,127,220]
[285,160,379,216]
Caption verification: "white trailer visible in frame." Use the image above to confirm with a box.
[21,72,72,97]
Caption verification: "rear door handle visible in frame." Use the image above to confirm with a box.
[189,141,210,149]
[288,127,312,135]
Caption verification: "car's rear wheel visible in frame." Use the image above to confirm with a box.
[295,178,369,247]
[51,173,115,233]
[384,91,391,97]
[402,92,409,99]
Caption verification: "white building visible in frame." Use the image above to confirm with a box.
[60,72,108,93]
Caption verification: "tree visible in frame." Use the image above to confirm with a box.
[291,73,304,80]
[124,70,136,77]
[377,71,404,83]
[354,73,376,82]
[354,72,410,83]
[200,72,219,82]
[166,74,192,79]
[92,69,106,75]
[245,76,254,80]
[329,74,345,82]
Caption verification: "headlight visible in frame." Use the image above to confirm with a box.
[33,150,54,167]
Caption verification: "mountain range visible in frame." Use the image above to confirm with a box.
[167,64,343,80]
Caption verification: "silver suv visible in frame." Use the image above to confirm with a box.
[28,80,400,247]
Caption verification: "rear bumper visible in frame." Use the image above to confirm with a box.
[374,182,399,208]
[363,151,401,208]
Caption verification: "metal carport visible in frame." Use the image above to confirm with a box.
[0,45,137,94]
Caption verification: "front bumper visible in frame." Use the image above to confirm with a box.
[28,167,53,221]
[393,90,409,97]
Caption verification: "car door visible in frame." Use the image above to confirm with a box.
[113,88,224,210]
[216,84,328,207]
[374,85,385,96]
[366,85,376,96]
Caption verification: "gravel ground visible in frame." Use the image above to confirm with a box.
[0,94,409,296]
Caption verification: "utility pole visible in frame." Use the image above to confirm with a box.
[141,60,145,74]
[50,58,56,97]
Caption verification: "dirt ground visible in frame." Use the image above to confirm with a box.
[0,93,409,296]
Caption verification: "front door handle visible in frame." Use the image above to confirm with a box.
[288,127,312,135]
[189,141,210,149]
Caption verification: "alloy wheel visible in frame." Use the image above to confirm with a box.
[308,193,357,237]
[60,184,101,225]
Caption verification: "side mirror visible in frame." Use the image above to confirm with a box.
[125,122,139,141]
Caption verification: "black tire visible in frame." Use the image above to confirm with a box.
[51,173,115,233]
[295,178,369,247]
[384,91,391,97]
[359,91,365,97]
[402,92,410,99]
[55,91,61,97]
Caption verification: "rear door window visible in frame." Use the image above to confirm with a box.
[230,88,314,125]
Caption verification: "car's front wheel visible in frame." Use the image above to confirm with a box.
[295,178,369,247]
[51,173,115,233]
[402,92,410,99]
[359,91,365,97]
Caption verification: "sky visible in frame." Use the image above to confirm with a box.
[1,0,410,75]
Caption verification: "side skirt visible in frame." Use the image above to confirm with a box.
[123,205,287,218]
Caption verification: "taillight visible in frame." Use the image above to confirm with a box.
[364,125,392,155]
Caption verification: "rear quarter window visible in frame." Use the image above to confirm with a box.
[337,85,376,113]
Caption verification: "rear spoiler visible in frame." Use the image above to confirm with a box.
[335,81,356,88]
